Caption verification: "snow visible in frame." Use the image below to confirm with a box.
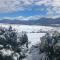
[0,24,55,46]
[27,33,45,48]
[0,24,56,47]
[23,47,40,60]
[0,49,14,56]
[0,24,54,33]
[0,24,57,60]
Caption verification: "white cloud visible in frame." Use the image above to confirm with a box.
[2,15,60,21]
[47,0,60,16]
[52,0,60,7]
[0,0,34,12]
[34,0,60,17]
[0,0,52,12]
[0,0,60,18]
[1,15,44,20]
[35,0,50,5]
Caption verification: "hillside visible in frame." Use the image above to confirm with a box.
[0,18,60,26]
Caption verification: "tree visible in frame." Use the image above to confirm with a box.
[20,32,28,48]
[40,31,60,60]
[0,26,28,60]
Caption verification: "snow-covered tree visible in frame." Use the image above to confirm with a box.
[40,31,60,60]
[0,26,28,60]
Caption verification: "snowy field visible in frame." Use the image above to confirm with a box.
[0,23,55,32]
[27,33,45,48]
[0,24,56,47]
[0,24,59,60]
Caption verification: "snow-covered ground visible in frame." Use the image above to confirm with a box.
[0,24,59,60]
[0,24,55,33]
[0,24,55,47]
[27,33,45,48]
[0,24,56,47]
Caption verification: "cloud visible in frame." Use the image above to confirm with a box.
[0,0,53,12]
[35,0,49,5]
[34,0,60,17]
[1,15,42,21]
[1,15,60,21]
[47,0,60,16]
[0,0,34,12]
[0,0,60,18]
[0,0,42,12]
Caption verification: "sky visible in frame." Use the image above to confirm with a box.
[0,0,60,20]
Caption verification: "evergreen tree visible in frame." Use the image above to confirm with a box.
[0,26,28,60]
[40,31,60,60]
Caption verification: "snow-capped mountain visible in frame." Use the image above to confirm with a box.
[0,17,60,26]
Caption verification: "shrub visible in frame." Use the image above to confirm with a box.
[40,31,60,60]
[0,26,28,60]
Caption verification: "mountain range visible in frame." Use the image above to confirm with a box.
[0,18,60,26]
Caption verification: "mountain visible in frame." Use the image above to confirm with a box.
[0,18,60,26]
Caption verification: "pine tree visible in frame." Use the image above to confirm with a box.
[40,31,60,60]
[0,26,28,60]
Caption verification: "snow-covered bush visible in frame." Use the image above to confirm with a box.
[40,31,60,60]
[0,26,28,60]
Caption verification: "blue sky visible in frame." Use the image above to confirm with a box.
[0,5,47,18]
[0,0,60,20]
